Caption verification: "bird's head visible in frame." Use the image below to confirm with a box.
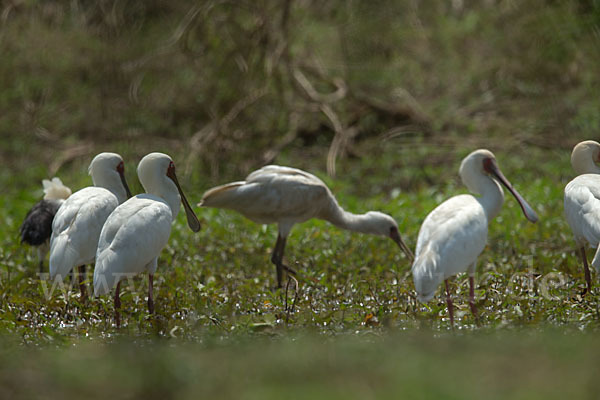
[88,152,132,203]
[459,149,538,223]
[137,152,201,232]
[571,140,600,176]
[366,211,414,261]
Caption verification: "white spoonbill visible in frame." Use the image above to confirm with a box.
[20,178,72,272]
[93,153,200,325]
[412,149,538,325]
[564,140,600,294]
[49,152,131,296]
[199,165,413,288]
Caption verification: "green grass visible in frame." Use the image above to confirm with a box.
[4,140,600,396]
[4,140,597,341]
[2,140,600,385]
[3,104,599,399]
[1,329,600,399]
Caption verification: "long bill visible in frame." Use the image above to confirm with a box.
[390,228,414,262]
[486,159,539,223]
[118,171,133,199]
[167,169,201,232]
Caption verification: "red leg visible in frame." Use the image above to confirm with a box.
[580,247,592,296]
[445,279,454,327]
[148,274,155,314]
[114,281,121,328]
[469,276,478,319]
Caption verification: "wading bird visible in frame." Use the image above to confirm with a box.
[49,153,131,297]
[412,149,538,326]
[199,165,413,288]
[564,140,600,295]
[93,153,200,326]
[20,178,72,272]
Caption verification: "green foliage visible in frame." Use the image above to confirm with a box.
[2,0,599,176]
[1,331,600,399]
[1,139,598,340]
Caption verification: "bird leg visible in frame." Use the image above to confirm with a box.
[580,247,592,296]
[444,279,454,327]
[271,235,296,289]
[285,274,299,320]
[469,276,478,320]
[114,281,121,328]
[148,274,155,315]
[78,265,87,300]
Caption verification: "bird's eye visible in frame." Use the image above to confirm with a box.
[166,161,176,176]
[116,161,125,173]
[482,157,494,174]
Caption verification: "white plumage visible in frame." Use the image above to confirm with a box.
[93,153,200,325]
[412,149,538,325]
[412,194,488,302]
[42,177,72,201]
[49,153,131,293]
[564,140,600,294]
[200,165,413,288]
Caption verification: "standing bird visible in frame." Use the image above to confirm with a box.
[20,178,72,272]
[94,153,200,326]
[412,149,538,325]
[199,165,413,288]
[564,140,600,295]
[49,153,131,297]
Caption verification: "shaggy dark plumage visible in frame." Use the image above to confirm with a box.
[20,199,62,246]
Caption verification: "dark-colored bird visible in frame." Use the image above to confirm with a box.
[20,178,72,273]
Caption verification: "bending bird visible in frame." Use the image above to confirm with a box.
[199,165,413,288]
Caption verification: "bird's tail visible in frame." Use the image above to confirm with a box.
[411,244,444,303]
[43,177,72,201]
[93,248,120,296]
[49,234,79,280]
[198,181,245,207]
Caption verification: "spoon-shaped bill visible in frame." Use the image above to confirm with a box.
[167,169,201,232]
[485,158,538,223]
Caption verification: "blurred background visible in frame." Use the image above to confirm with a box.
[2,0,599,187]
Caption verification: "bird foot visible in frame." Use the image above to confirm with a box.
[580,284,592,297]
[284,275,299,319]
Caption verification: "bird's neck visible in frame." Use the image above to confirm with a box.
[323,205,377,235]
[92,173,127,204]
[572,158,600,175]
[476,177,505,221]
[161,190,181,219]
[145,179,181,219]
